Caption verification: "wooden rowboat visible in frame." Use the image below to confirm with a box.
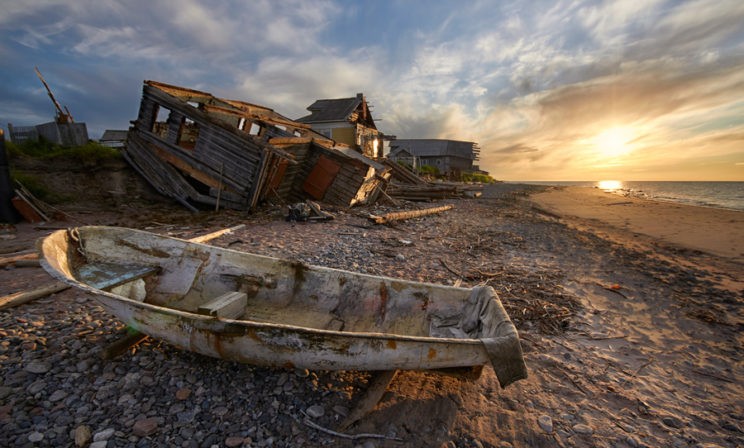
[38,226,527,387]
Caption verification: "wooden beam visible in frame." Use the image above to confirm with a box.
[369,204,454,224]
[0,281,69,311]
[0,252,39,268]
[338,370,397,430]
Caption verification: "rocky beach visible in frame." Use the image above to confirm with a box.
[1,183,742,447]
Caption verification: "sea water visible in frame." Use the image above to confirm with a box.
[517,181,744,211]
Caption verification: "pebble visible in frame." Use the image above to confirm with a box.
[225,436,244,447]
[27,380,47,395]
[132,417,159,437]
[305,405,325,418]
[93,427,115,441]
[25,361,51,374]
[333,405,350,417]
[625,435,640,447]
[28,431,44,442]
[175,388,191,400]
[49,389,67,402]
[662,416,683,429]
[572,423,594,434]
[537,415,553,433]
[74,425,92,447]
[1,192,740,448]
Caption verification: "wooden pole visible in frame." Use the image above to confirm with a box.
[214,162,224,212]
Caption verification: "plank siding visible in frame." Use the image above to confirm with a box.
[126,81,389,211]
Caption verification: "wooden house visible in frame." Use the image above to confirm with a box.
[99,130,128,149]
[125,81,389,212]
[388,139,480,177]
[296,93,383,159]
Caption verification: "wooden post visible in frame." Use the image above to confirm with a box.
[338,370,397,430]
[0,129,21,223]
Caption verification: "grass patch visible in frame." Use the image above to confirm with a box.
[7,138,122,165]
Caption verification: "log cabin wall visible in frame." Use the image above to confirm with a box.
[126,81,389,211]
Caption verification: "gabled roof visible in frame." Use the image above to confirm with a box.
[297,93,364,123]
[387,146,414,158]
[100,130,128,141]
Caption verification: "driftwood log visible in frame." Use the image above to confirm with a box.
[369,204,454,224]
[0,281,70,311]
[0,252,39,268]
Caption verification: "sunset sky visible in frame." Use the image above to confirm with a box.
[1,0,743,181]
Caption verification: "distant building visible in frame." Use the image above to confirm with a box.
[99,130,129,149]
[7,122,88,146]
[6,124,38,145]
[387,139,481,176]
[297,93,383,158]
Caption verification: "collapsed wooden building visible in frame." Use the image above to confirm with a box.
[125,81,390,212]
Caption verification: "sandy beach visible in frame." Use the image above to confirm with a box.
[531,186,744,261]
[1,183,742,447]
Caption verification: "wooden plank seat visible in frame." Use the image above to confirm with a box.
[77,262,160,291]
[197,291,247,319]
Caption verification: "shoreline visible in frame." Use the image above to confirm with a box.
[509,181,744,212]
[528,185,744,262]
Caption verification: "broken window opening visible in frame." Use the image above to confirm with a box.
[238,117,247,130]
[151,104,172,139]
[248,123,262,136]
[293,130,302,137]
[177,117,199,150]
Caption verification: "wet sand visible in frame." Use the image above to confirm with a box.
[530,186,744,261]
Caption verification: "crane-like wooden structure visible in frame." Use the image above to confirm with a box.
[35,67,74,124]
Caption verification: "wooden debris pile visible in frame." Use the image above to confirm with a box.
[378,159,484,201]
[125,81,390,212]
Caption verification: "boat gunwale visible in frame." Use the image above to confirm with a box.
[38,228,485,347]
[66,277,484,346]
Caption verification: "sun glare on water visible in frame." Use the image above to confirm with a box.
[597,180,623,191]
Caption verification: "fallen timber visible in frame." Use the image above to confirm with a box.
[369,204,454,224]
[38,226,527,386]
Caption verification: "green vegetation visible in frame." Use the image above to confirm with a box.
[417,164,440,176]
[10,171,67,203]
[461,172,496,183]
[6,138,122,165]
[5,138,122,204]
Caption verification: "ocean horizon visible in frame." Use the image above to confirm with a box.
[512,180,744,211]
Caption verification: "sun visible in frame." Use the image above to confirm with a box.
[593,127,635,158]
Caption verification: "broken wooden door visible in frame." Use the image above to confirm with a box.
[303,155,341,200]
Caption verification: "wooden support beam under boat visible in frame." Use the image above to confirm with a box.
[338,370,398,430]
